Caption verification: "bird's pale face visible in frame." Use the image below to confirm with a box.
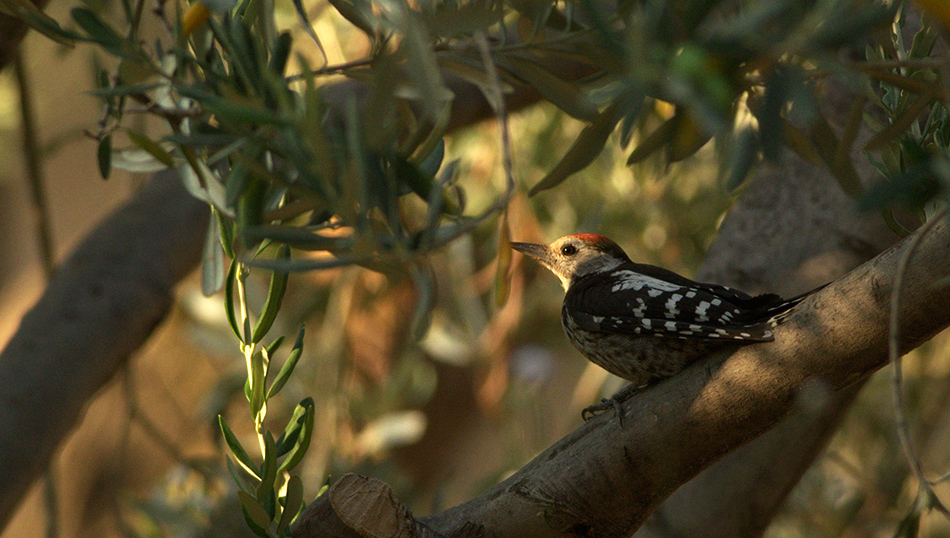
[511,234,629,290]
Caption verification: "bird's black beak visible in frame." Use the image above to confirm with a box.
[510,242,550,263]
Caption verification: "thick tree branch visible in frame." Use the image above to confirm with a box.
[291,216,950,538]
[0,172,208,527]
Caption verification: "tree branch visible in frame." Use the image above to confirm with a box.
[0,171,208,527]
[291,215,950,538]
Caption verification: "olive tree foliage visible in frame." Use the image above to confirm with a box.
[8,0,950,535]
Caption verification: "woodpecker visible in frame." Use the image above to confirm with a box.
[512,233,818,395]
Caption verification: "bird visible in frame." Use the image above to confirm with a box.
[511,233,819,415]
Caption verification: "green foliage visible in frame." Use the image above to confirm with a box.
[12,0,950,535]
[216,240,313,536]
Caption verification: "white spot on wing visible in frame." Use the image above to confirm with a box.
[629,298,647,318]
[695,300,711,322]
[665,294,683,318]
[611,271,683,293]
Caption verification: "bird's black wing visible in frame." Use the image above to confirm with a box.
[564,265,779,341]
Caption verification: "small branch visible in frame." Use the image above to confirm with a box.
[14,51,55,278]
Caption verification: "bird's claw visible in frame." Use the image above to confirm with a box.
[581,384,648,427]
[581,397,625,427]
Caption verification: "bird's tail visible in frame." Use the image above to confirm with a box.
[765,283,828,327]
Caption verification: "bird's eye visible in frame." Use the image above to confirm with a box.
[560,244,578,256]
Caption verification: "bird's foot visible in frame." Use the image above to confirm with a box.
[582,398,622,423]
[581,384,646,428]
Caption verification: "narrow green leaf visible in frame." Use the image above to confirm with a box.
[8,0,80,46]
[289,0,324,60]
[275,398,313,460]
[391,153,460,215]
[247,255,363,272]
[201,211,226,296]
[864,90,937,151]
[225,454,252,493]
[238,491,273,537]
[410,265,435,340]
[416,138,444,179]
[438,57,508,99]
[327,0,376,41]
[217,209,236,259]
[126,130,174,167]
[529,102,620,196]
[97,136,112,179]
[205,0,238,12]
[267,325,304,400]
[265,335,285,357]
[71,7,122,44]
[667,112,711,162]
[243,225,352,252]
[276,475,303,535]
[277,399,314,474]
[722,127,760,191]
[758,66,794,161]
[908,22,937,60]
[781,120,822,165]
[251,245,291,343]
[249,349,267,417]
[618,90,647,148]
[257,432,278,502]
[177,86,292,126]
[226,15,262,92]
[399,8,452,117]
[626,110,682,164]
[218,415,260,480]
[503,56,597,121]
[225,260,243,342]
[237,176,267,250]
[269,31,293,75]
[225,158,250,210]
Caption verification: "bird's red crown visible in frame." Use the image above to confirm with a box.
[568,233,628,259]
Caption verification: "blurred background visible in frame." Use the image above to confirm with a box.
[2,1,950,537]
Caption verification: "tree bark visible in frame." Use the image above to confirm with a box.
[0,171,208,527]
[291,214,950,538]
[635,80,900,537]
